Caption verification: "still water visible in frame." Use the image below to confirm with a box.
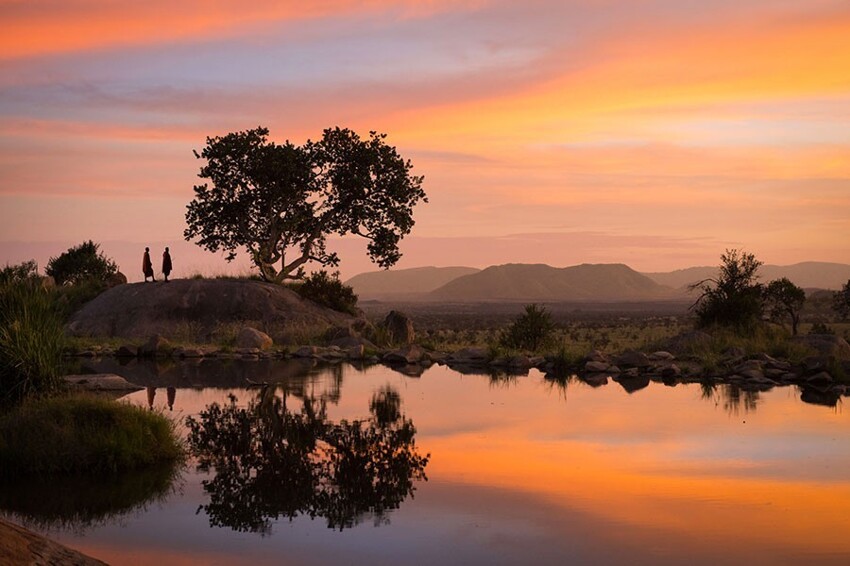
[3,360,850,565]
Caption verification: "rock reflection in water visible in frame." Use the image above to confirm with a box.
[0,463,181,533]
[186,384,429,534]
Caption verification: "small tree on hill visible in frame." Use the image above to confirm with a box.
[184,126,426,283]
[46,241,118,286]
[834,279,850,320]
[689,249,764,329]
[763,277,806,335]
[500,304,556,351]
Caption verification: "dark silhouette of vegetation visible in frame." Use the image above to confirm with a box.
[46,240,118,286]
[185,386,429,533]
[185,126,426,283]
[0,396,184,477]
[289,270,359,315]
[499,303,556,351]
[763,277,806,335]
[0,260,39,285]
[690,249,764,329]
[0,279,65,403]
[0,463,180,532]
[834,279,850,320]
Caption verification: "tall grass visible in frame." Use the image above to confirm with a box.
[0,281,65,403]
[0,396,184,478]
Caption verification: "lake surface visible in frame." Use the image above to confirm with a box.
[3,360,850,565]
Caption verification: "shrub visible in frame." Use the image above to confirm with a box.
[0,260,39,285]
[834,279,850,320]
[763,278,806,336]
[289,271,359,315]
[0,280,65,404]
[500,303,556,351]
[46,240,118,286]
[690,249,764,330]
[0,396,184,478]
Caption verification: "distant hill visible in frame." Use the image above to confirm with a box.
[644,261,850,290]
[428,263,679,302]
[345,266,480,299]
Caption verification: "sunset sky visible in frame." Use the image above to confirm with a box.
[1,0,849,280]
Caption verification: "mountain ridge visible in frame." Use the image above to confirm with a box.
[346,261,850,302]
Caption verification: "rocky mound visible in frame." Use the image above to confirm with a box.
[67,279,355,340]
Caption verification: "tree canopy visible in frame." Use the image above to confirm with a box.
[763,277,806,336]
[834,279,850,320]
[184,127,426,282]
[690,249,764,329]
[45,240,118,286]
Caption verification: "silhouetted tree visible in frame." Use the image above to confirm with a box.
[45,240,118,286]
[833,279,850,320]
[185,386,429,533]
[184,127,426,283]
[690,249,764,329]
[500,303,556,351]
[763,278,806,335]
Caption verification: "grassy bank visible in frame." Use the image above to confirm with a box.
[0,396,183,478]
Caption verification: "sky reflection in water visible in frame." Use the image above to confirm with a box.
[18,363,850,565]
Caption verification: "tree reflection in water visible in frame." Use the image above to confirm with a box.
[186,385,429,534]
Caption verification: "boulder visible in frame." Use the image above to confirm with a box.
[661,364,681,378]
[805,371,833,385]
[293,346,320,358]
[384,345,425,365]
[237,327,273,350]
[449,347,489,364]
[614,350,650,369]
[584,361,609,373]
[139,335,172,357]
[346,345,366,359]
[733,360,763,374]
[738,368,765,381]
[649,351,675,361]
[585,350,608,363]
[328,335,378,350]
[115,345,138,357]
[384,310,415,345]
[791,334,850,360]
[63,373,143,392]
[583,374,609,387]
[106,271,128,288]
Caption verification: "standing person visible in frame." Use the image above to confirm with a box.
[142,247,155,282]
[162,247,173,282]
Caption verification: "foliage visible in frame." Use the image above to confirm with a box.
[834,279,850,320]
[0,260,39,285]
[690,249,764,329]
[0,280,65,404]
[499,303,556,351]
[184,126,427,282]
[185,387,429,532]
[0,464,180,532]
[46,240,118,286]
[808,322,834,335]
[289,270,359,315]
[763,277,806,335]
[0,396,184,478]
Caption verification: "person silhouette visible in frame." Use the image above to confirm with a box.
[162,247,173,282]
[146,386,156,410]
[143,247,155,282]
[167,387,176,411]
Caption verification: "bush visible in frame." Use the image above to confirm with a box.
[0,260,39,285]
[500,304,556,351]
[691,249,764,330]
[46,240,118,286]
[0,280,65,404]
[289,271,359,315]
[0,396,184,478]
[834,279,850,320]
